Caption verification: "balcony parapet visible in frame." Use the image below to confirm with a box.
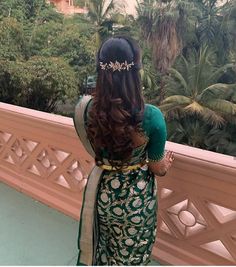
[0,102,236,265]
[0,102,94,219]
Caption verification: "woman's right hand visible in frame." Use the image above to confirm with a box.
[164,150,174,171]
[148,150,174,176]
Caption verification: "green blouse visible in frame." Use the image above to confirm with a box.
[74,98,167,163]
[142,104,167,162]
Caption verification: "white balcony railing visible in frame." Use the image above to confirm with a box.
[0,102,236,265]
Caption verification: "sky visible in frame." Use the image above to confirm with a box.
[122,0,228,14]
[125,0,137,15]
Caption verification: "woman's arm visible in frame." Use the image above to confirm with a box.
[145,105,174,176]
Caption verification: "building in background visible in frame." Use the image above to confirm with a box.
[47,0,88,15]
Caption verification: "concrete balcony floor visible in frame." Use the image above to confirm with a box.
[0,181,79,265]
[0,182,160,266]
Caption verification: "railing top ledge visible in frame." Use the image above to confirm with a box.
[166,141,236,170]
[0,102,73,127]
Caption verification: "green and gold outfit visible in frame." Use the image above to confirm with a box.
[73,96,167,266]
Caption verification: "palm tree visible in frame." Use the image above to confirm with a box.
[86,0,116,48]
[167,118,236,156]
[205,123,236,156]
[136,0,197,102]
[223,0,236,54]
[195,0,234,65]
[160,46,236,126]
[168,118,212,148]
[137,0,183,73]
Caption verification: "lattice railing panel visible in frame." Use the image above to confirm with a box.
[155,143,236,265]
[2,135,90,191]
[0,133,89,192]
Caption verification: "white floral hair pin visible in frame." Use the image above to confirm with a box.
[99,60,134,72]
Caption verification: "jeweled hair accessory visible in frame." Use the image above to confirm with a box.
[99,60,134,72]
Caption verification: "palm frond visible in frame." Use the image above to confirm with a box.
[207,63,236,84]
[200,106,226,126]
[193,46,213,92]
[206,99,236,115]
[159,102,184,112]
[179,55,190,82]
[87,0,99,24]
[162,95,192,105]
[183,101,204,115]
[199,83,236,100]
[102,0,114,20]
[169,68,189,95]
[168,121,186,143]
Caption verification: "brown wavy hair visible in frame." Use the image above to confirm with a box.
[87,36,144,167]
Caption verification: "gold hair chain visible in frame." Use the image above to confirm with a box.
[99,60,134,72]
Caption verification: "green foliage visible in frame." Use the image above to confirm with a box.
[158,45,236,155]
[27,20,63,56]
[0,18,26,60]
[0,0,26,22]
[0,60,30,103]
[0,57,77,112]
[160,47,236,126]
[0,0,62,22]
[0,0,63,58]
[168,118,236,156]
[137,0,198,73]
[0,0,94,109]
[85,0,116,47]
[74,0,87,7]
[43,24,96,86]
[141,45,161,104]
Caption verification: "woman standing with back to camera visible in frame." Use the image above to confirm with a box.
[73,36,174,266]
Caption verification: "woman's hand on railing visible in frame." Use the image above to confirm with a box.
[148,151,174,176]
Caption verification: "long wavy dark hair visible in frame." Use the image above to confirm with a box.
[87,36,145,167]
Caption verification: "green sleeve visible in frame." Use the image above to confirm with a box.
[143,104,167,162]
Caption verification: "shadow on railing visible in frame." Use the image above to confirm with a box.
[0,102,236,265]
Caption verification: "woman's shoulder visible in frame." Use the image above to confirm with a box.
[144,103,164,120]
[142,103,165,135]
